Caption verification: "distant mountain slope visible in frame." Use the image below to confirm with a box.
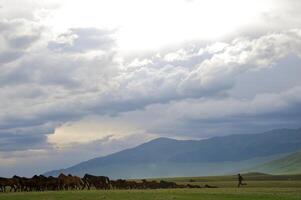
[77,137,200,167]
[170,128,301,162]
[45,128,301,178]
[252,151,301,175]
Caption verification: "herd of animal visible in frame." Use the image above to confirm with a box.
[0,173,217,192]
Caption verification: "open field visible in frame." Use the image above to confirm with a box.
[1,173,301,200]
[155,173,301,188]
[1,188,301,200]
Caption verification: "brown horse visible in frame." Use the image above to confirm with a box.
[45,176,59,191]
[110,179,127,189]
[0,177,19,192]
[141,179,160,189]
[58,174,83,190]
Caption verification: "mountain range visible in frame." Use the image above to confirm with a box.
[45,128,301,178]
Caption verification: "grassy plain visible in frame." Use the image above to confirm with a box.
[1,173,301,200]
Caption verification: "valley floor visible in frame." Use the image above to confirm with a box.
[1,174,301,200]
[1,188,301,200]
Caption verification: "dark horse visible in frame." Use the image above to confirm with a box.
[83,174,110,190]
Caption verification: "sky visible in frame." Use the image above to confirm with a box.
[0,0,301,177]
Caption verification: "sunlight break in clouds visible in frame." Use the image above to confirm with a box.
[44,0,271,51]
[47,116,150,148]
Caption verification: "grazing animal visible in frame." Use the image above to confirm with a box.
[83,174,110,190]
[58,174,84,190]
[0,173,205,192]
[69,175,84,190]
[45,176,59,191]
[141,179,161,189]
[159,180,180,188]
[31,175,48,191]
[110,179,137,189]
[0,177,6,192]
[0,177,19,192]
[186,184,201,188]
[204,184,218,188]
[14,176,34,191]
[110,179,124,189]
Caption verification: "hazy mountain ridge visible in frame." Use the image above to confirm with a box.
[252,151,301,175]
[45,128,301,178]
[170,128,301,162]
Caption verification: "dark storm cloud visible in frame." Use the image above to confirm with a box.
[132,88,301,140]
[0,132,49,151]
[0,123,55,151]
[152,105,301,139]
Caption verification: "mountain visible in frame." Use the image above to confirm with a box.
[45,128,301,178]
[251,151,301,175]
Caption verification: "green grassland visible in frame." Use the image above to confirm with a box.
[1,173,301,200]
[252,151,301,175]
[1,188,301,200]
[154,172,301,188]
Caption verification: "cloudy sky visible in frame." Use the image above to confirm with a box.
[1,0,301,177]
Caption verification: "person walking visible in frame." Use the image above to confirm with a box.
[237,173,246,187]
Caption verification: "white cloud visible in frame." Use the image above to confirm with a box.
[205,42,229,54]
[178,29,301,96]
[2,28,301,153]
[48,28,116,53]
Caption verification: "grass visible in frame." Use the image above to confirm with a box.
[1,188,301,200]
[1,173,301,200]
[252,151,301,175]
[154,173,301,188]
